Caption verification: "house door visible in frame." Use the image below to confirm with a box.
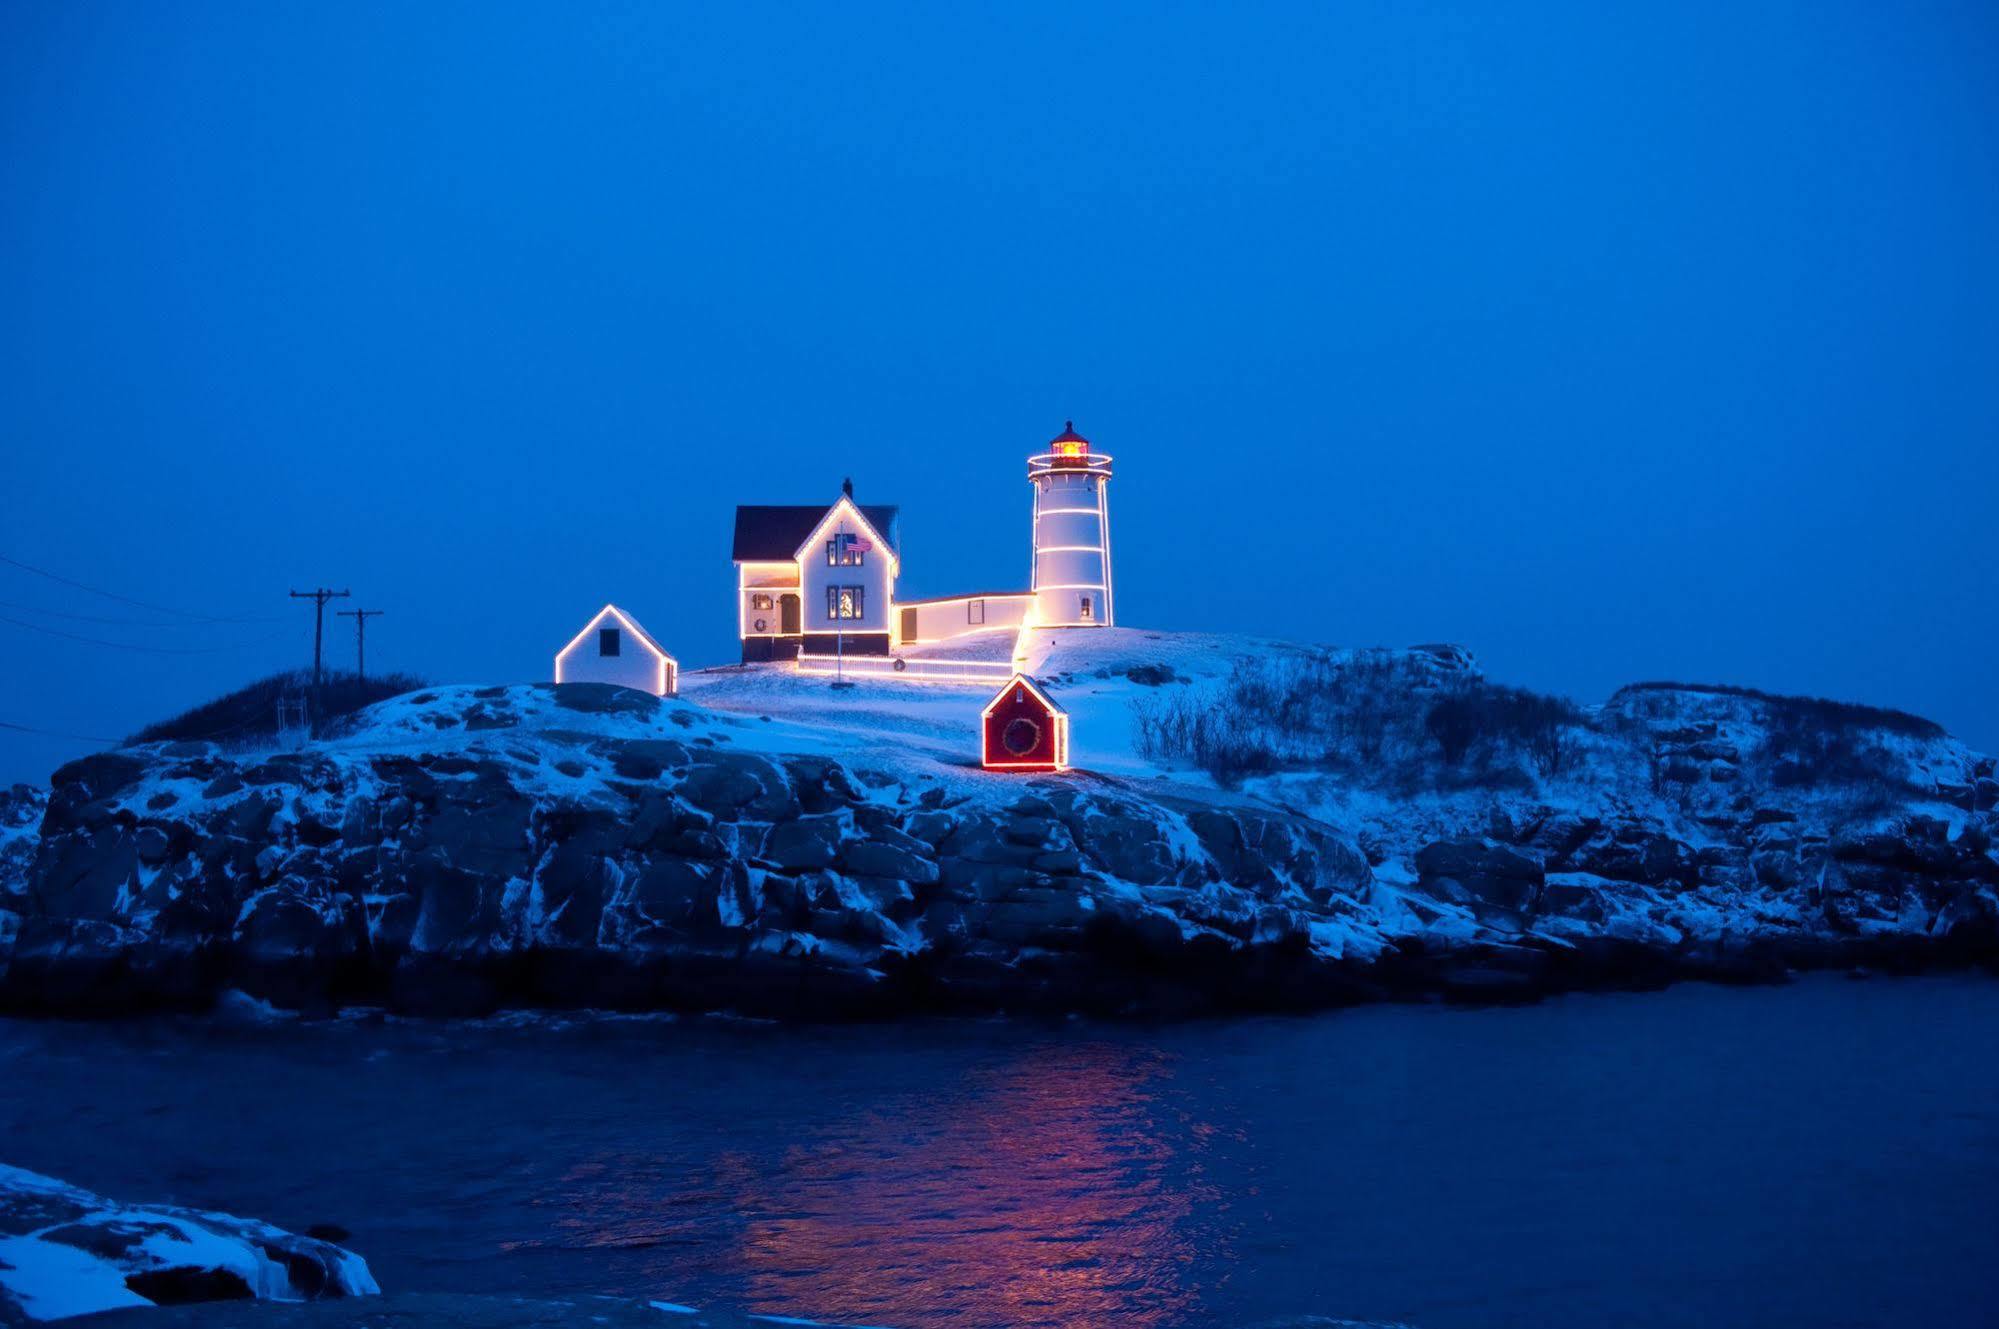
[779,593,800,635]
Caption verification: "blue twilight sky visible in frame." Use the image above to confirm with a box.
[2,1,1995,785]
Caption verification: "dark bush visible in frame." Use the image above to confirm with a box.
[1203,730,1282,788]
[1129,677,1279,787]
[1131,648,1581,788]
[1615,681,1944,740]
[1425,695,1481,765]
[1758,708,1898,789]
[129,669,428,745]
[1424,684,1584,775]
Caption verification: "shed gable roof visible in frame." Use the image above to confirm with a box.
[981,673,1067,719]
[559,603,675,665]
[733,503,899,562]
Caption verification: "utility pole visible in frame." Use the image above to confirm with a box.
[336,608,383,680]
[289,588,351,689]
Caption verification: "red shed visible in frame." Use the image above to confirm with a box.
[981,674,1070,772]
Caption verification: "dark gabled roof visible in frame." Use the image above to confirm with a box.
[731,503,900,562]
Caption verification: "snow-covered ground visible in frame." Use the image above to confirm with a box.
[76,626,1441,822]
[682,625,1299,788]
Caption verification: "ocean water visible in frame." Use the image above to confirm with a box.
[3,976,1995,1328]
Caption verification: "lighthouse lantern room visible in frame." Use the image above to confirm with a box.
[1028,421,1114,628]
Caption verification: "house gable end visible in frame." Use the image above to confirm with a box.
[558,604,674,667]
[792,497,900,573]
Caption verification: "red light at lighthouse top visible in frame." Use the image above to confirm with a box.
[1031,421,1113,477]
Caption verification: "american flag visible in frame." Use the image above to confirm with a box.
[846,535,873,553]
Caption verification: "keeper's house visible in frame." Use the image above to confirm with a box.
[733,487,901,662]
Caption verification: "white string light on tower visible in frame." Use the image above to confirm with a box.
[1028,422,1114,628]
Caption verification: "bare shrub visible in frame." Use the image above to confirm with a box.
[1129,684,1277,788]
[1131,649,1584,789]
[1424,684,1585,775]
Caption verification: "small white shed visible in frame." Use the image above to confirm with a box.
[553,604,678,696]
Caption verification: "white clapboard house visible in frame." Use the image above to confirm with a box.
[733,483,905,663]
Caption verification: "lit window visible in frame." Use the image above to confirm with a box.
[1078,596,1092,622]
[967,599,985,625]
[598,627,621,657]
[826,534,865,567]
[751,593,774,611]
[826,585,864,620]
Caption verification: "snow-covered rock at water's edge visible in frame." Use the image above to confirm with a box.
[0,1164,377,1323]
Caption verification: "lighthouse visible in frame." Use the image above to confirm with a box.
[1029,421,1114,628]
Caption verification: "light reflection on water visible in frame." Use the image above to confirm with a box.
[545,1042,1228,1327]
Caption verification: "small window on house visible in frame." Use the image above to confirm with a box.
[826,585,865,620]
[1078,596,1093,622]
[599,627,621,657]
[826,534,866,567]
[751,593,774,611]
[967,599,985,625]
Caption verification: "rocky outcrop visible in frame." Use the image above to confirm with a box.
[0,681,1993,1019]
[0,1165,376,1324]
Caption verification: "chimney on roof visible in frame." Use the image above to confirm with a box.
[841,477,854,499]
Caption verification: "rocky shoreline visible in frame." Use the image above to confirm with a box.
[0,1166,375,1324]
[2,670,1995,1021]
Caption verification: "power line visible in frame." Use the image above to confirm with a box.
[0,597,215,629]
[0,612,292,655]
[0,718,122,745]
[0,553,283,624]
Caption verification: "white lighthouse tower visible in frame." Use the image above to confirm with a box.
[1029,421,1114,628]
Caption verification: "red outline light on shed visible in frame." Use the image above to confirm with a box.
[981,674,1071,772]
